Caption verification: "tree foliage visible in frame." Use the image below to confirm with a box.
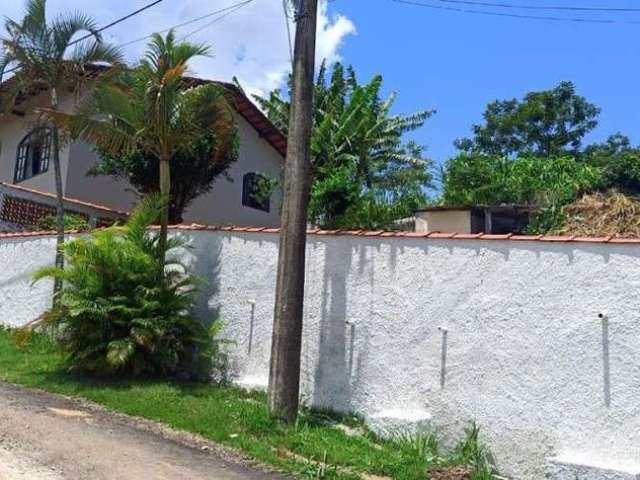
[455,81,600,158]
[255,62,433,229]
[442,154,602,206]
[582,133,640,195]
[33,195,220,377]
[444,82,640,233]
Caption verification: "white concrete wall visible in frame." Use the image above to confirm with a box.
[0,236,56,327]
[2,230,640,479]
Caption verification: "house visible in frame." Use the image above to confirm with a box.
[414,205,536,234]
[0,73,286,231]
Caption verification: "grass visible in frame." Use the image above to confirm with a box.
[0,327,494,480]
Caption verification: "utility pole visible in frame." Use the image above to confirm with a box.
[267,0,318,423]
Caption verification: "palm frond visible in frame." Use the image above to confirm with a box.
[50,11,100,57]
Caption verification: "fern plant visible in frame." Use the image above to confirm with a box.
[33,195,218,377]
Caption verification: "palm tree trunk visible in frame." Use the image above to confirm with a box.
[51,89,65,305]
[158,156,171,265]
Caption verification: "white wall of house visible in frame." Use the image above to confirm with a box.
[2,230,640,479]
[1,92,284,227]
[0,94,75,194]
[181,112,283,227]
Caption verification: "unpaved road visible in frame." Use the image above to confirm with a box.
[0,382,287,480]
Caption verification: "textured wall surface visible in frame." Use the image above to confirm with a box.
[0,236,56,327]
[3,230,640,479]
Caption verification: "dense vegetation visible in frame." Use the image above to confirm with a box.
[32,196,218,377]
[258,73,640,234]
[256,62,433,229]
[441,81,640,233]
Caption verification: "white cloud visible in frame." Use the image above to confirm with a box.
[1,0,356,96]
[316,2,356,67]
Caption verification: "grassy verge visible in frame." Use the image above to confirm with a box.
[0,328,493,480]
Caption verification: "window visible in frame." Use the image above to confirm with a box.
[15,128,52,183]
[242,172,271,213]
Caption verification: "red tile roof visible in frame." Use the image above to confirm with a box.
[3,224,640,245]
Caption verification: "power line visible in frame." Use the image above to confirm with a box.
[429,0,640,13]
[70,0,164,47]
[391,0,640,24]
[119,0,258,48]
[179,0,258,41]
[2,0,164,76]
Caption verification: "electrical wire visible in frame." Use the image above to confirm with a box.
[70,0,164,47]
[430,0,640,13]
[119,0,258,48]
[391,0,640,24]
[179,0,258,41]
[2,0,164,76]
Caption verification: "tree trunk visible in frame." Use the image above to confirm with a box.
[267,0,318,424]
[158,156,171,265]
[51,88,65,305]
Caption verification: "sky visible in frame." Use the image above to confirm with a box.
[2,0,640,169]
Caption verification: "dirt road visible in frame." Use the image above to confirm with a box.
[0,382,287,480]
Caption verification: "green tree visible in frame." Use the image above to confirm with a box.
[455,81,600,158]
[582,133,640,195]
[45,31,236,262]
[255,62,433,229]
[1,0,122,293]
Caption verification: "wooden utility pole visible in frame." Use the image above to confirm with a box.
[267,0,318,423]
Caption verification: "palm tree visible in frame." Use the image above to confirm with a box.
[45,30,231,264]
[0,0,122,296]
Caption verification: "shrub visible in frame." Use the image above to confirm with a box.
[33,195,219,378]
[36,213,90,232]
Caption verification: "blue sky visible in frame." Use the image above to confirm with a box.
[330,0,640,167]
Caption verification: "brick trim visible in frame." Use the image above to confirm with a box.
[3,223,640,245]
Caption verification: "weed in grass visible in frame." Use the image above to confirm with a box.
[450,423,496,480]
[393,431,440,464]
